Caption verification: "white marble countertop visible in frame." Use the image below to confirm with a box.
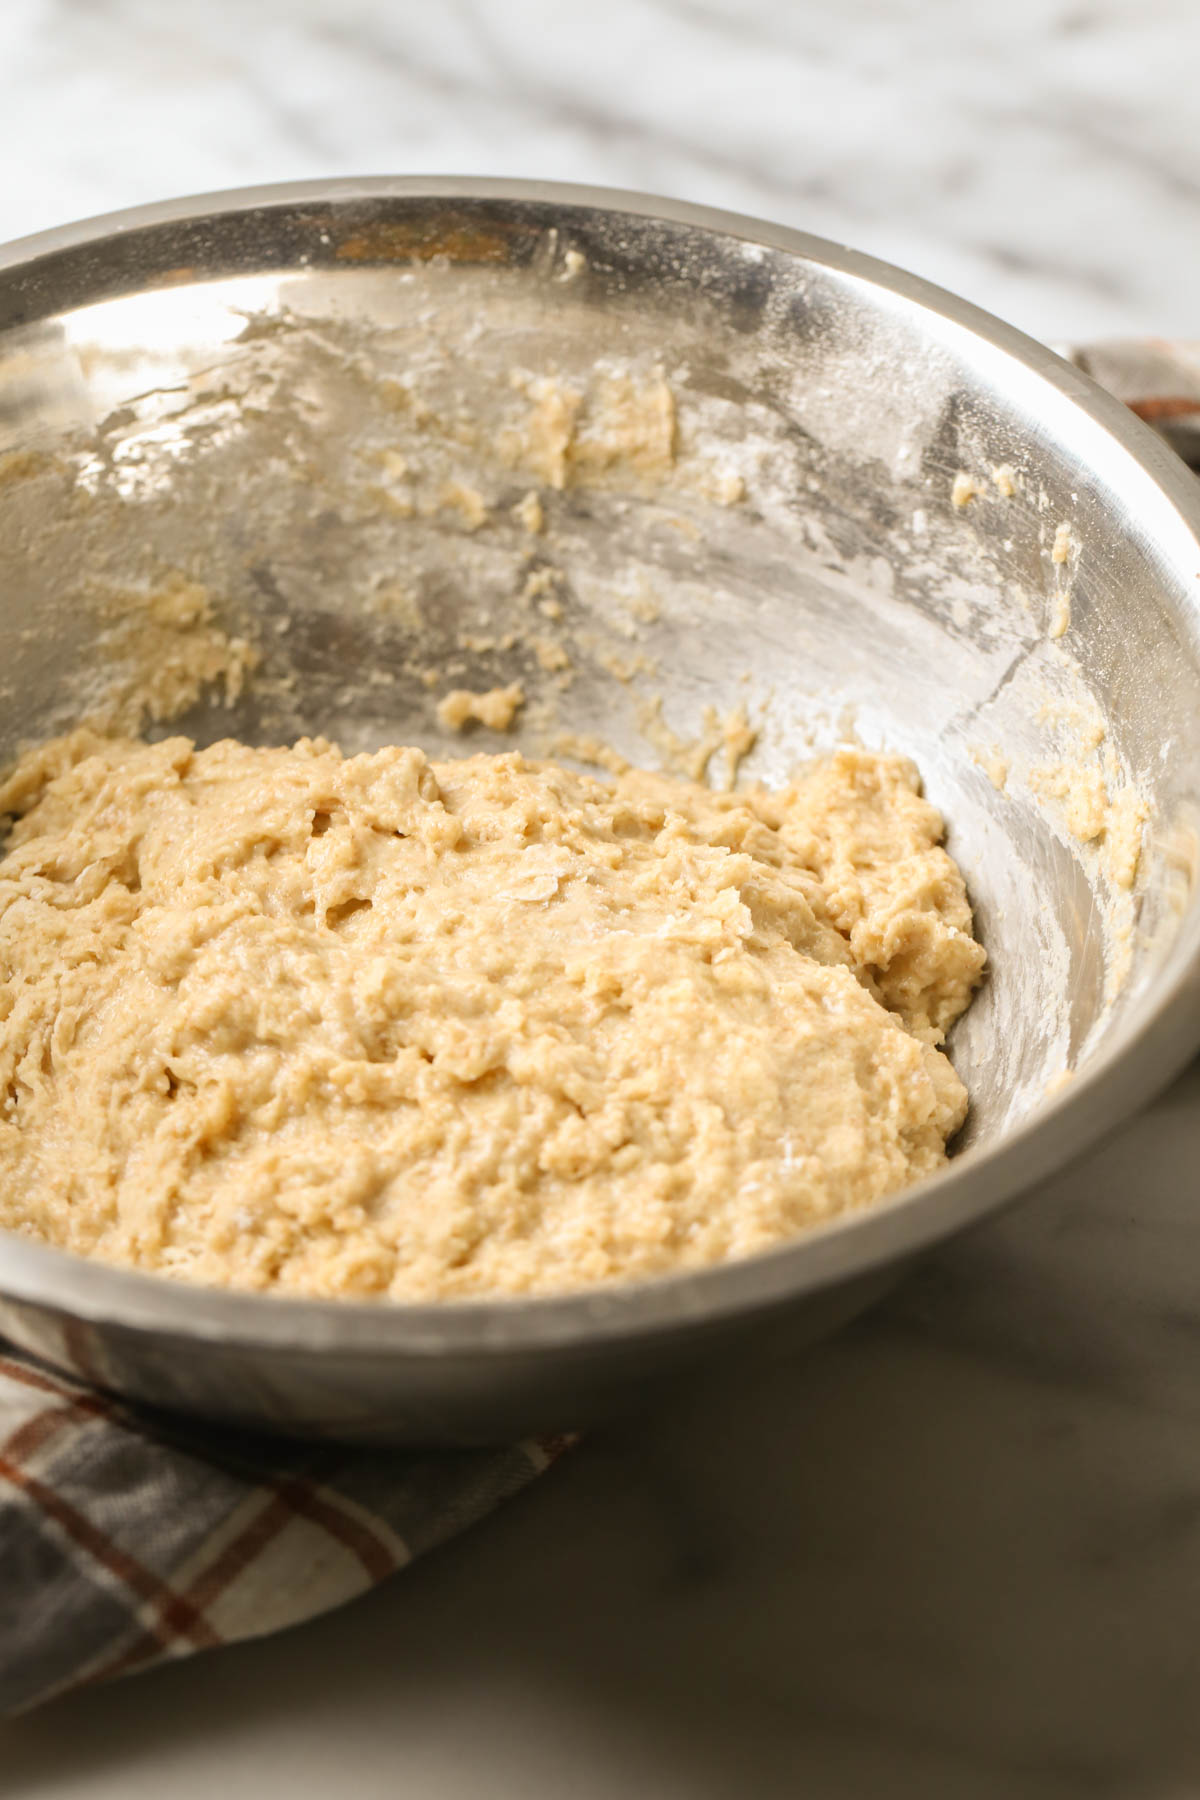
[3,2,1200,1794]
[7,0,1200,349]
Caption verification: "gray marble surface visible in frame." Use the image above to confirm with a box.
[3,2,1200,1794]
[5,0,1200,347]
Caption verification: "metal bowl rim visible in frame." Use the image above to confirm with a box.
[0,173,1198,1358]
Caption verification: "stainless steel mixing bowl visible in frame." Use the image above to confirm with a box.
[0,178,1197,1444]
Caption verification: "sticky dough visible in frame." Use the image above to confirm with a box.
[0,732,984,1301]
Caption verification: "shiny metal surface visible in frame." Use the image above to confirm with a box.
[0,178,1197,1444]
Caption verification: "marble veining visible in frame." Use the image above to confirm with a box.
[4,0,1200,346]
[2,2,1200,1795]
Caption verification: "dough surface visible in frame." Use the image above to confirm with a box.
[0,732,984,1301]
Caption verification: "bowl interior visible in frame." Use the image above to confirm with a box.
[1,191,1198,1165]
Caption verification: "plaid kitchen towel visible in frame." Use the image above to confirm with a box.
[0,1343,568,1717]
[1061,337,1200,469]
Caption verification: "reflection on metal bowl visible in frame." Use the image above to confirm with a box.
[0,178,1197,1443]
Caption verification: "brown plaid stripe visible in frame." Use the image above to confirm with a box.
[0,1343,569,1716]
